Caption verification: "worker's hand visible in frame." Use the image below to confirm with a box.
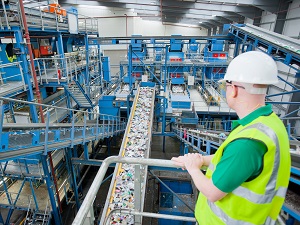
[171,156,186,169]
[182,153,204,174]
[171,153,204,174]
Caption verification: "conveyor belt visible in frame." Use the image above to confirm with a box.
[283,189,300,221]
[100,86,155,225]
[237,24,300,54]
[230,24,300,66]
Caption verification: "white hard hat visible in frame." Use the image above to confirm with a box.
[224,51,278,85]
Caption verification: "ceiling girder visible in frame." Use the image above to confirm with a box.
[60,0,286,29]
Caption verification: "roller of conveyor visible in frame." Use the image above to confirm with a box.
[100,86,155,225]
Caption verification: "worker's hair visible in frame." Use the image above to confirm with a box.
[5,43,14,57]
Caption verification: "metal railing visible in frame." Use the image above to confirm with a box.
[0,97,127,160]
[0,0,98,33]
[0,62,26,90]
[78,17,99,33]
[0,191,33,209]
[0,158,43,177]
[72,156,196,225]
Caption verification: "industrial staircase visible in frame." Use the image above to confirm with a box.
[64,80,93,108]
[24,210,51,225]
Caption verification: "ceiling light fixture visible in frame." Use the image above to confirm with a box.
[212,15,216,17]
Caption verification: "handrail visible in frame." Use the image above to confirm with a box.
[0,96,126,121]
[0,0,98,33]
[72,156,184,225]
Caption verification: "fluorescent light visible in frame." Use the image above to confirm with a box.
[199,22,203,23]
[212,15,216,17]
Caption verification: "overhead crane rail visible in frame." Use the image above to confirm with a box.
[100,86,155,225]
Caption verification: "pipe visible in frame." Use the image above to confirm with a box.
[19,0,62,214]
[124,14,128,36]
[72,156,181,225]
[160,0,163,23]
[105,209,196,225]
[19,0,44,123]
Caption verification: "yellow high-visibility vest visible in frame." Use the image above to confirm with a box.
[195,112,291,225]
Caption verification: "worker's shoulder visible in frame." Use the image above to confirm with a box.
[225,138,267,155]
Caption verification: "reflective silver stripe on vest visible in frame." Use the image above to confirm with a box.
[232,123,284,203]
[265,216,276,225]
[208,201,278,225]
[207,123,286,224]
[208,163,214,172]
[232,186,287,204]
[207,200,255,225]
[244,123,280,193]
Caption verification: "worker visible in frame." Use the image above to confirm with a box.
[184,128,187,139]
[5,43,17,63]
[172,51,291,225]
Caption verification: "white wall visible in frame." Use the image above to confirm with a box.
[260,11,277,31]
[283,0,300,38]
[244,18,254,25]
[76,5,207,38]
[281,0,300,135]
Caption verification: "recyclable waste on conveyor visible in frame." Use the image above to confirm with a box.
[108,87,154,225]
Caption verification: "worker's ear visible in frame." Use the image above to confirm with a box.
[231,87,238,98]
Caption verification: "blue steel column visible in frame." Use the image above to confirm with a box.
[164,46,168,92]
[206,141,211,155]
[1,174,14,223]
[97,33,103,94]
[0,101,3,146]
[128,45,133,89]
[120,64,124,80]
[41,155,62,225]
[72,146,83,194]
[84,34,91,96]
[162,97,167,153]
[9,102,16,123]
[14,29,39,122]
[0,212,4,224]
[24,161,39,210]
[65,148,81,210]
[56,33,66,77]
[233,39,241,58]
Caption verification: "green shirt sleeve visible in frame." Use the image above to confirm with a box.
[212,139,267,193]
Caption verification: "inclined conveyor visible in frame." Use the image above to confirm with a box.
[100,86,155,225]
[230,24,300,67]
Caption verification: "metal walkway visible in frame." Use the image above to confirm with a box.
[0,98,127,162]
